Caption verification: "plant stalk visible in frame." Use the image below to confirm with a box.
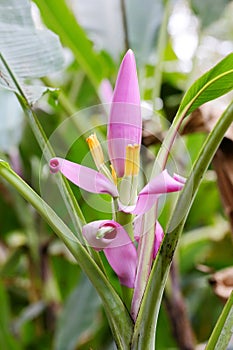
[131,100,233,349]
[205,291,233,350]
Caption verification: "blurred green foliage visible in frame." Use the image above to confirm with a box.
[0,0,232,349]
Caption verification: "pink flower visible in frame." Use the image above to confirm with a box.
[49,49,185,288]
[82,220,137,288]
[82,219,163,288]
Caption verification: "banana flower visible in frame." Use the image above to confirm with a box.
[50,49,185,288]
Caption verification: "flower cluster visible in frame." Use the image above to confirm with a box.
[50,50,184,290]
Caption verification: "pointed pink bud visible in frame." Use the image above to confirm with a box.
[132,170,185,215]
[49,158,118,198]
[83,220,137,288]
[108,49,142,177]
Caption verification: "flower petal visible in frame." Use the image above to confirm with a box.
[108,49,141,177]
[133,214,143,242]
[132,170,185,215]
[104,243,137,288]
[82,220,137,288]
[139,170,185,195]
[50,157,118,197]
[153,221,164,259]
[173,173,186,185]
[82,220,128,250]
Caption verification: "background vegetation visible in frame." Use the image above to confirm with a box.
[0,0,232,349]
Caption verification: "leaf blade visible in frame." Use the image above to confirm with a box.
[33,0,105,88]
[178,53,233,117]
[0,0,64,103]
[205,291,233,350]
[54,274,102,350]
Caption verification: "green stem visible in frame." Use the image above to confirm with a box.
[131,100,233,349]
[0,53,26,100]
[131,205,157,321]
[132,85,196,300]
[121,286,134,312]
[152,0,170,109]
[116,211,134,240]
[205,291,233,350]
[0,161,133,349]
[112,198,119,221]
[116,210,134,311]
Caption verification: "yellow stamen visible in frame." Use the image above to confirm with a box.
[110,164,117,185]
[86,133,104,170]
[124,144,134,176]
[124,144,140,176]
[132,144,140,175]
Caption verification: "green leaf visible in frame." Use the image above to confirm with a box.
[179,217,229,273]
[54,274,102,350]
[33,0,105,88]
[185,175,221,229]
[0,0,64,104]
[177,53,233,117]
[0,247,25,278]
[205,291,233,350]
[152,53,233,175]
[0,281,22,350]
